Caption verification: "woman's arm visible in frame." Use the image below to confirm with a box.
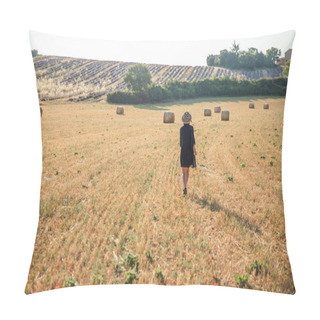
[192,126,196,155]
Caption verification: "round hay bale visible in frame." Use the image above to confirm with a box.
[116,106,124,115]
[214,106,221,113]
[249,103,255,109]
[204,108,212,116]
[264,103,269,109]
[40,107,43,117]
[163,111,175,123]
[221,110,230,121]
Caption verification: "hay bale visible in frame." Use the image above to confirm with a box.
[204,108,212,116]
[163,111,175,123]
[264,103,269,109]
[40,107,43,117]
[116,106,124,115]
[214,106,221,113]
[249,103,255,109]
[221,110,229,121]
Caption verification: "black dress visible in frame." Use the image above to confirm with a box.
[180,124,196,167]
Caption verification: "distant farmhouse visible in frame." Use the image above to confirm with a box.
[278,49,292,67]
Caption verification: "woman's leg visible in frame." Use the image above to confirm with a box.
[182,167,187,189]
[185,167,190,185]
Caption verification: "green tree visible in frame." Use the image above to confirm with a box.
[124,64,152,92]
[219,49,238,69]
[31,49,38,57]
[283,59,290,77]
[206,54,216,66]
[255,51,267,68]
[248,47,258,55]
[266,47,281,66]
[206,43,281,70]
[231,41,240,56]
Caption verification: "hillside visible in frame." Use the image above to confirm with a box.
[33,55,283,101]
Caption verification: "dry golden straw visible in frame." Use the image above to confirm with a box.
[116,106,124,115]
[163,111,175,123]
[214,106,221,113]
[221,110,230,121]
[25,98,294,294]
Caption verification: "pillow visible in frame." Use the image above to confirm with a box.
[26,30,295,294]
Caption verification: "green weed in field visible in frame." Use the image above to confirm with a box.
[227,176,234,182]
[63,276,77,288]
[115,263,125,275]
[144,250,153,262]
[93,273,104,284]
[234,273,249,288]
[127,253,139,268]
[213,276,221,286]
[156,268,165,284]
[125,270,138,284]
[249,260,268,276]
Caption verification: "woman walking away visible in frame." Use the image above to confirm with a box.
[180,112,197,195]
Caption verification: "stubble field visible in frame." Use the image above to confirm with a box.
[25,97,295,294]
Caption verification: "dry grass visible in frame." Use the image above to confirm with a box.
[36,77,107,100]
[25,97,295,294]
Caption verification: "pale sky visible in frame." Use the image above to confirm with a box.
[30,30,295,66]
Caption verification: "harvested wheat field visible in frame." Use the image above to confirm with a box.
[25,97,295,294]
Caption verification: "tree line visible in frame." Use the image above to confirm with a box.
[207,41,281,70]
[107,64,287,105]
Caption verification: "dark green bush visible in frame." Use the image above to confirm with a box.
[107,77,287,105]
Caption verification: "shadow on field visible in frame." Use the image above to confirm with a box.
[130,95,283,111]
[131,104,168,111]
[191,194,261,234]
